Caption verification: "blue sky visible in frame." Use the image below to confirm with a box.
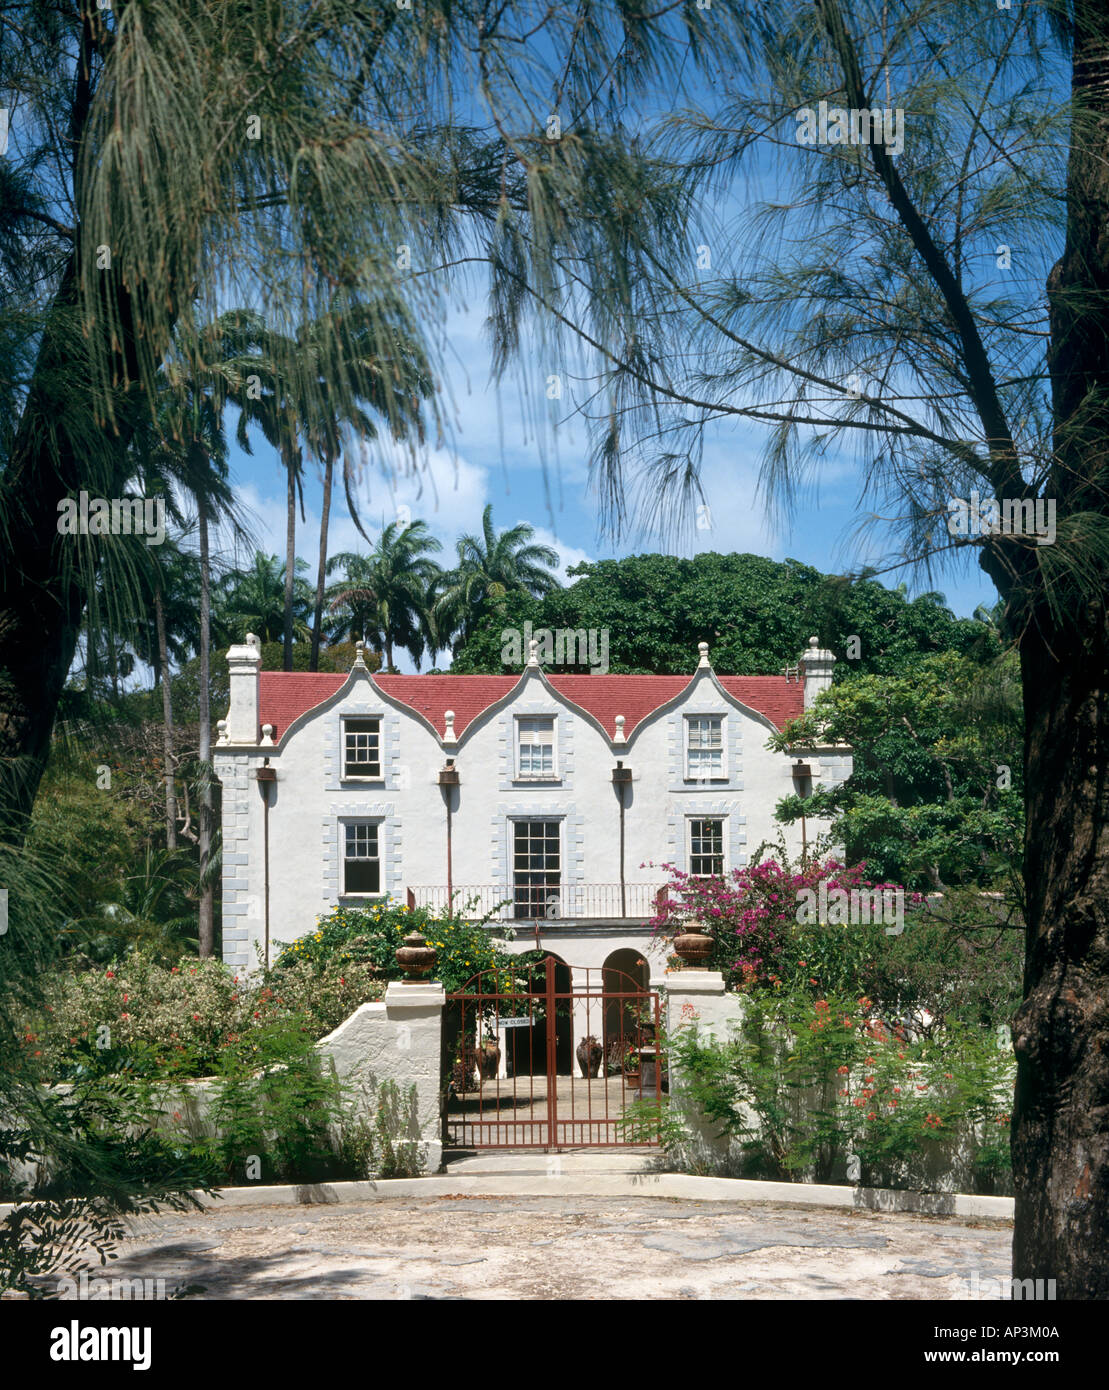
[219,296,1000,673]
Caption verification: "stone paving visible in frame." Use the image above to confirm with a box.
[90,1187,1012,1300]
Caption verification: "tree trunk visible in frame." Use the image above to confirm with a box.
[0,256,138,843]
[1010,0,1109,1298]
[197,491,214,958]
[154,583,178,852]
[311,450,334,672]
[283,447,297,672]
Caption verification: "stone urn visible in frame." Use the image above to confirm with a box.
[395,930,437,979]
[576,1034,603,1078]
[480,1037,501,1079]
[672,920,714,968]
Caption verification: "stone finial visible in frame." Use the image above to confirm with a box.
[246,632,260,654]
[528,637,539,667]
[353,640,366,669]
[614,714,626,742]
[443,709,456,741]
[697,641,710,668]
[216,718,229,747]
[260,723,275,747]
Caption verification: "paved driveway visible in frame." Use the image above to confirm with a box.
[93,1194,1011,1300]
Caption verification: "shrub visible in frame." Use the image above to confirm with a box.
[277,901,519,995]
[25,953,387,1082]
[651,855,920,993]
[655,986,1014,1192]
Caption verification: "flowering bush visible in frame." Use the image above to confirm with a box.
[651,855,920,994]
[24,953,387,1081]
[656,985,1014,1192]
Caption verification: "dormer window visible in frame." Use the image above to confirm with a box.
[342,717,381,779]
[686,715,725,780]
[516,715,557,779]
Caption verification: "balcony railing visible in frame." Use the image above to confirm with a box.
[406,883,667,922]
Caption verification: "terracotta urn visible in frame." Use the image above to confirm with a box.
[395,930,437,979]
[480,1038,501,1079]
[576,1034,603,1078]
[672,920,714,968]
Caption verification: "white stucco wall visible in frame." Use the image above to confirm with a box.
[215,659,850,974]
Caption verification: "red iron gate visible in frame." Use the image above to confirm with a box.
[444,955,663,1150]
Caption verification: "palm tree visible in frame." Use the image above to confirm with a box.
[327,520,442,671]
[235,298,434,672]
[139,314,252,957]
[437,505,562,653]
[219,552,313,647]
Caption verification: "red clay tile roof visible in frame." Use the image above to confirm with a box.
[257,670,803,742]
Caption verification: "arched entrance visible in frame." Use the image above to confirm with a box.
[443,955,662,1150]
[602,949,650,1072]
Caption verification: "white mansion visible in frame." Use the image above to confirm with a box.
[214,637,851,983]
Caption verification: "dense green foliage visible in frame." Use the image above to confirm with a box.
[452,554,999,674]
[772,651,1024,894]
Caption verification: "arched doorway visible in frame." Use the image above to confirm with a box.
[602,949,650,1071]
[512,951,572,1075]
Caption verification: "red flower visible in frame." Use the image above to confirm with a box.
[836,1065,849,1075]
[867,1112,877,1120]
[192,1013,200,1021]
[106,971,114,979]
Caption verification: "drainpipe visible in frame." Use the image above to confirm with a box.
[792,760,813,867]
[612,761,633,918]
[438,758,460,911]
[256,762,277,969]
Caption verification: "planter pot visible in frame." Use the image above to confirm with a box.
[480,1043,501,1079]
[672,924,714,968]
[624,1071,642,1089]
[576,1036,603,1078]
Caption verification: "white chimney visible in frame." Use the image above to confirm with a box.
[225,633,262,743]
[799,636,835,710]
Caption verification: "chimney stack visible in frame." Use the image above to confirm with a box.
[799,636,835,710]
[225,633,262,743]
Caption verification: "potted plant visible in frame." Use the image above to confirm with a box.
[623,1046,642,1089]
[576,1034,603,1078]
[605,1040,624,1075]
